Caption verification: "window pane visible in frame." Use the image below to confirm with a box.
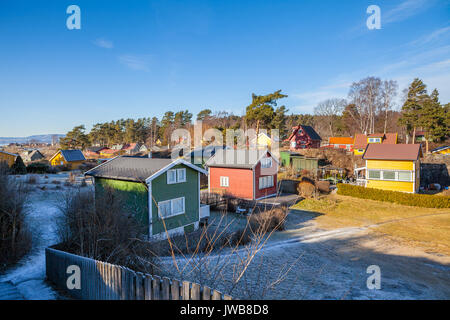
[177,169,186,182]
[383,171,395,180]
[398,171,412,181]
[172,198,184,214]
[167,170,176,183]
[368,170,380,179]
[159,201,171,218]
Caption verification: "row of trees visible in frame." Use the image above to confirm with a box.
[60,78,449,151]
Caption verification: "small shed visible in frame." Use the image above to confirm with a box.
[291,156,319,171]
[49,150,86,169]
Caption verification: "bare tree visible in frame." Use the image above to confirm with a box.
[348,77,382,134]
[314,98,347,137]
[380,80,398,133]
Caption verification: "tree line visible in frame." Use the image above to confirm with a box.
[60,77,449,151]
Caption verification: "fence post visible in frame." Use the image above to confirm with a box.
[191,283,200,300]
[182,281,190,300]
[152,275,161,300]
[171,279,180,300]
[161,277,170,300]
[202,286,211,300]
[135,272,145,300]
[212,290,222,300]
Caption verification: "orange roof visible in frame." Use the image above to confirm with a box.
[329,137,353,145]
[122,143,138,150]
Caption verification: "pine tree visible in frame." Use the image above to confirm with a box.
[11,156,27,175]
[398,78,428,143]
[419,89,448,152]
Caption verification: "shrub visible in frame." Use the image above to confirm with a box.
[316,180,331,194]
[0,171,31,269]
[297,177,316,199]
[26,162,51,174]
[249,207,288,233]
[337,183,450,208]
[11,156,27,175]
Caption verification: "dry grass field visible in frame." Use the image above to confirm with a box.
[291,194,450,257]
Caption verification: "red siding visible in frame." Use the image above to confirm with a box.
[209,167,254,200]
[254,162,278,200]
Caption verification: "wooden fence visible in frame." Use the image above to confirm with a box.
[45,247,232,300]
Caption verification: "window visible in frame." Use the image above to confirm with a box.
[177,168,186,182]
[259,176,274,189]
[398,171,412,182]
[220,176,229,187]
[383,171,396,180]
[368,170,381,179]
[167,168,186,184]
[261,157,272,169]
[368,138,381,143]
[158,197,185,218]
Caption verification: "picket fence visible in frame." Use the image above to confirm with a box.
[45,248,232,300]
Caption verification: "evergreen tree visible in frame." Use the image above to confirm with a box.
[271,105,288,139]
[419,89,448,152]
[60,125,89,149]
[398,78,428,143]
[246,90,287,137]
[11,156,27,175]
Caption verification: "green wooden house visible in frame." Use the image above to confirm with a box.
[280,151,319,171]
[85,156,209,240]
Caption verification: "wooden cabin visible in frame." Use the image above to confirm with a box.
[49,150,86,169]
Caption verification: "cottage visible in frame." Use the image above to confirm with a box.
[361,144,422,193]
[285,125,321,150]
[99,148,125,158]
[0,150,18,167]
[85,156,208,239]
[122,143,141,155]
[250,132,280,148]
[21,149,44,162]
[49,150,86,169]
[84,146,108,158]
[353,133,398,155]
[206,149,279,200]
[279,151,319,171]
[327,137,354,152]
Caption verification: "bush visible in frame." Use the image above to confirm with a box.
[249,207,288,233]
[11,156,27,175]
[297,177,317,199]
[337,183,450,208]
[0,170,31,269]
[26,161,51,174]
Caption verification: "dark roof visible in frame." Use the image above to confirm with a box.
[206,149,271,169]
[287,125,322,141]
[363,144,422,161]
[85,156,173,182]
[60,150,86,162]
[86,146,106,153]
[189,145,230,158]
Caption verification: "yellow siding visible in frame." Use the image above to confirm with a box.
[0,152,16,167]
[50,152,67,166]
[366,180,414,193]
[367,160,413,170]
[354,148,365,156]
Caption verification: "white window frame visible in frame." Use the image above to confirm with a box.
[261,157,272,169]
[369,138,381,143]
[367,169,413,182]
[158,197,185,219]
[259,175,274,190]
[177,168,186,183]
[167,168,186,184]
[220,176,229,187]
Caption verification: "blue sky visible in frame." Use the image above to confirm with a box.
[0,0,449,136]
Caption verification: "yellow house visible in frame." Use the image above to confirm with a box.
[353,133,398,155]
[431,146,449,155]
[49,150,86,169]
[362,144,422,193]
[0,150,18,167]
[251,132,279,148]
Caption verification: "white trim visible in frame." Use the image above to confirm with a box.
[198,172,201,222]
[148,181,152,237]
[252,166,255,200]
[220,176,229,187]
[208,167,211,193]
[177,168,186,183]
[146,158,207,183]
[413,161,416,193]
[167,169,177,184]
[157,197,185,219]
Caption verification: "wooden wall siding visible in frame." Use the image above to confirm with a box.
[46,248,231,300]
[95,178,149,227]
[367,160,414,171]
[254,162,277,200]
[151,164,200,235]
[209,167,254,200]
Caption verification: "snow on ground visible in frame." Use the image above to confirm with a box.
[0,173,92,300]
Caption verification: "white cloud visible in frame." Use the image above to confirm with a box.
[118,55,152,71]
[383,0,432,24]
[93,38,114,49]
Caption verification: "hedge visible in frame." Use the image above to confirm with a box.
[336,183,450,208]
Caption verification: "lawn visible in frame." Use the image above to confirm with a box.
[291,194,450,256]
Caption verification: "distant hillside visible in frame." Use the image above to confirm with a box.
[0,134,65,145]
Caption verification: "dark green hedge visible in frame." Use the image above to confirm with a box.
[336,183,450,208]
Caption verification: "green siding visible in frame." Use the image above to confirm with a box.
[151,164,199,235]
[291,156,319,171]
[95,178,149,228]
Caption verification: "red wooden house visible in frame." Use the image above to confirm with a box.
[286,125,322,151]
[206,149,279,200]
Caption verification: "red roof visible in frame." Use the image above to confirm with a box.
[100,148,119,154]
[354,133,398,149]
[363,144,422,161]
[122,143,138,151]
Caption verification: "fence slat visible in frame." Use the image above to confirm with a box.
[152,276,161,300]
[202,286,211,300]
[162,277,170,300]
[144,275,153,300]
[171,280,180,300]
[212,290,222,300]
[182,281,190,300]
[191,283,200,300]
[135,272,144,300]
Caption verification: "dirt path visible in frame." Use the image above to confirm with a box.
[0,176,69,300]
